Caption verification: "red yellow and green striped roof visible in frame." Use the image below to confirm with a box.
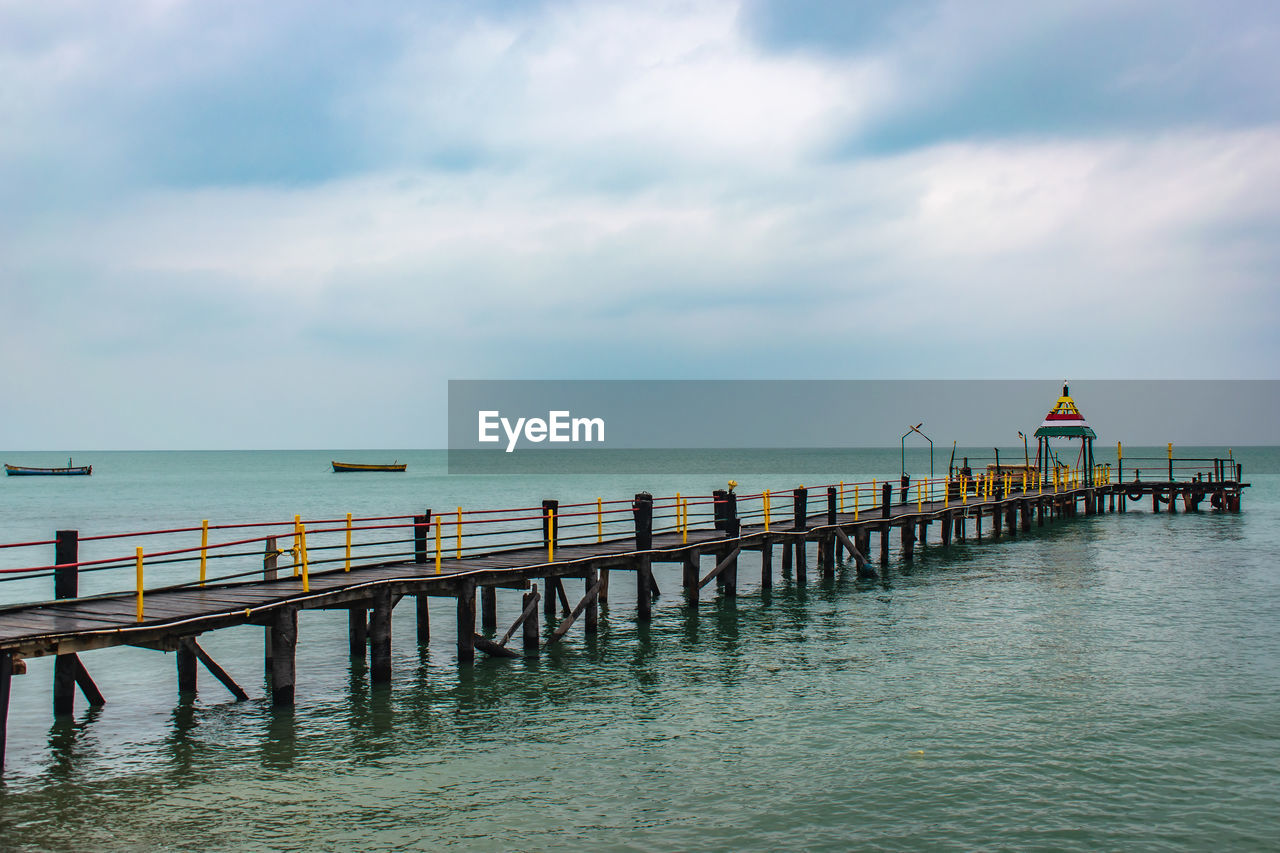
[1033,384,1096,439]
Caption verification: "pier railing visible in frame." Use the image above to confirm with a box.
[0,456,1244,615]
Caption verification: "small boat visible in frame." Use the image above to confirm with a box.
[332,461,406,473]
[5,458,92,476]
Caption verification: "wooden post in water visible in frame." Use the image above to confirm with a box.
[879,523,890,566]
[481,587,497,633]
[0,653,11,775]
[456,580,476,663]
[416,595,430,645]
[349,606,368,658]
[941,511,952,548]
[264,537,278,675]
[825,487,838,578]
[177,639,197,693]
[523,588,540,652]
[793,488,808,583]
[370,588,392,684]
[680,545,701,604]
[724,519,739,598]
[53,530,79,716]
[270,606,298,706]
[633,493,654,623]
[901,523,915,561]
[781,539,793,573]
[585,568,599,634]
[760,541,772,590]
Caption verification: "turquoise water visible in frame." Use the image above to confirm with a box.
[0,449,1277,850]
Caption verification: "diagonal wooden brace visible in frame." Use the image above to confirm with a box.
[183,637,250,702]
[697,546,742,590]
[548,579,603,645]
[834,527,879,580]
[497,590,541,648]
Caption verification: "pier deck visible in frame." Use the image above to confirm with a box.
[0,470,1249,772]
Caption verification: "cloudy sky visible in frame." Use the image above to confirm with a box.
[2,0,1278,449]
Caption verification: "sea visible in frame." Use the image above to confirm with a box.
[0,447,1277,851]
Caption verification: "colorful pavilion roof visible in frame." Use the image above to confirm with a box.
[1033,384,1096,439]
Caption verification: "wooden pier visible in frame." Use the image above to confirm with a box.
[0,461,1249,773]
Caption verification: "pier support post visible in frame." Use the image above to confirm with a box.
[481,587,497,633]
[349,607,367,658]
[724,520,739,598]
[416,595,430,645]
[53,530,79,716]
[901,523,915,561]
[795,536,807,585]
[1020,500,1031,532]
[177,641,198,693]
[918,519,928,548]
[976,508,982,539]
[683,550,700,606]
[523,588,540,652]
[370,589,392,684]
[941,512,952,548]
[456,580,476,663]
[1,653,11,775]
[634,493,654,623]
[1037,499,1045,527]
[263,537,278,676]
[793,488,808,583]
[879,524,890,566]
[1007,503,1017,535]
[270,606,298,706]
[585,568,599,634]
[761,541,772,590]
[781,540,792,573]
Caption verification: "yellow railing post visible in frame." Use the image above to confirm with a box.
[944,477,950,507]
[764,489,771,531]
[839,482,845,514]
[962,475,968,504]
[676,492,682,540]
[456,506,462,559]
[597,497,603,543]
[872,478,877,511]
[854,484,860,520]
[344,512,352,571]
[434,514,442,573]
[547,507,555,563]
[917,479,923,511]
[135,546,144,622]
[199,519,208,586]
[682,497,688,543]
[298,522,310,592]
[293,515,302,577]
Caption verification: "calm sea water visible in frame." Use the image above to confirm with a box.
[0,448,1277,851]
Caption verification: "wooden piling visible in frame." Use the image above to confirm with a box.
[416,595,430,645]
[683,549,700,606]
[177,641,197,693]
[481,586,497,633]
[879,524,890,566]
[585,568,599,634]
[634,493,654,623]
[0,653,11,775]
[781,539,793,572]
[370,589,392,684]
[901,523,915,561]
[349,607,367,658]
[263,537,278,674]
[724,520,740,597]
[456,580,476,663]
[761,541,772,590]
[270,606,298,706]
[522,588,540,652]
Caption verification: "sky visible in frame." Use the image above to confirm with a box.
[2,0,1278,449]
